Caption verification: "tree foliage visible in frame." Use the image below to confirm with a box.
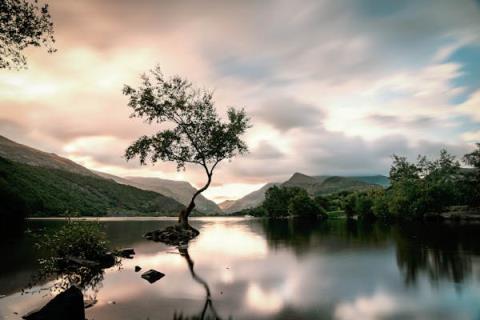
[0,0,55,69]
[263,185,326,218]
[124,67,250,225]
[124,67,249,171]
[463,143,480,206]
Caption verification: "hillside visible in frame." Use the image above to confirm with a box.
[223,173,388,213]
[0,135,95,176]
[219,200,235,211]
[0,135,221,215]
[94,172,221,214]
[0,156,184,218]
[283,173,385,195]
[123,176,221,214]
[221,183,280,214]
[351,175,390,187]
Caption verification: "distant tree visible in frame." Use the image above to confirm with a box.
[124,67,250,228]
[288,190,326,219]
[314,195,330,211]
[0,0,55,69]
[343,193,357,219]
[463,143,480,206]
[371,189,390,218]
[263,185,291,218]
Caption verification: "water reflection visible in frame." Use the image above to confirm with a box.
[174,247,225,320]
[2,218,480,320]
[393,222,477,286]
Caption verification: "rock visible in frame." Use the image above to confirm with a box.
[23,286,84,320]
[135,266,142,272]
[141,269,165,284]
[117,248,135,258]
[65,256,100,269]
[144,225,199,246]
[98,252,116,268]
[83,299,97,309]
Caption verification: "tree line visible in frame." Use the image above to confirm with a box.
[244,144,480,220]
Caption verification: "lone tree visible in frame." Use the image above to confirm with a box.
[0,0,55,69]
[124,67,250,229]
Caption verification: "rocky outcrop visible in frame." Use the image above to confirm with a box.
[23,286,85,320]
[144,225,199,246]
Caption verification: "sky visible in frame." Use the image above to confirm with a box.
[0,0,480,202]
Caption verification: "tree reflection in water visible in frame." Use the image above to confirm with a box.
[394,222,476,286]
[173,247,227,320]
[27,261,112,305]
[260,219,480,287]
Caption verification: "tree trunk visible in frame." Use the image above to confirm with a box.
[178,201,195,228]
[178,173,212,228]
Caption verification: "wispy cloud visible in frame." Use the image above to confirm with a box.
[0,0,479,201]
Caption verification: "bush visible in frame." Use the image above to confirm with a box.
[31,219,114,291]
[288,190,326,219]
[36,220,110,262]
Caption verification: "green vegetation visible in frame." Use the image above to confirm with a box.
[0,156,184,220]
[333,146,479,220]
[35,220,110,265]
[32,219,113,291]
[243,145,479,221]
[261,185,326,219]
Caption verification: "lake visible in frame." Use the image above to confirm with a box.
[1,217,480,320]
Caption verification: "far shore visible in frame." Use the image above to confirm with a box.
[26,216,257,221]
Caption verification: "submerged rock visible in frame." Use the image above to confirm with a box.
[144,225,199,246]
[98,252,116,268]
[65,256,99,269]
[141,269,165,283]
[117,248,135,258]
[23,286,84,320]
[64,253,116,269]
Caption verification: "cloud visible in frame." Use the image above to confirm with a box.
[252,98,324,131]
[0,0,479,201]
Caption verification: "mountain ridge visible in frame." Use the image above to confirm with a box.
[222,173,389,214]
[0,135,221,214]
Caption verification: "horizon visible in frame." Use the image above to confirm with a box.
[1,0,480,202]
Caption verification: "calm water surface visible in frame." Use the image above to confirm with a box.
[1,217,480,320]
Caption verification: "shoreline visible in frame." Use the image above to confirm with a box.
[26,216,257,221]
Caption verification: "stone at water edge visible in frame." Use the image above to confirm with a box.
[135,266,142,272]
[141,269,165,283]
[23,286,84,320]
[117,248,135,258]
[144,225,200,245]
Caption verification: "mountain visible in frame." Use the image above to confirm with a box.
[0,134,221,215]
[219,200,235,211]
[0,135,95,176]
[351,175,390,187]
[103,175,222,214]
[0,156,184,218]
[223,173,389,213]
[94,172,221,214]
[283,173,386,195]
[221,183,280,214]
